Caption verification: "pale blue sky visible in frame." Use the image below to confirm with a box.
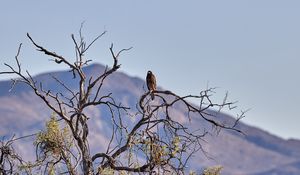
[1,1,300,139]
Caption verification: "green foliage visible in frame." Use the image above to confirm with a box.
[48,163,56,175]
[34,114,72,157]
[98,167,115,175]
[189,170,197,175]
[203,165,223,175]
[171,136,180,157]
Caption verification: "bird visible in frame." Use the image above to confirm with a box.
[146,70,156,100]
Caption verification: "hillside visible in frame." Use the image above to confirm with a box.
[1,63,300,175]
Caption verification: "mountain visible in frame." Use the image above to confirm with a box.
[1,63,300,175]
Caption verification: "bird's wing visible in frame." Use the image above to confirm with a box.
[152,74,157,90]
[146,74,151,90]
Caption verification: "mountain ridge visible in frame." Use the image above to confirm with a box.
[0,63,299,175]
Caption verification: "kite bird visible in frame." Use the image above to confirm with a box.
[146,70,156,100]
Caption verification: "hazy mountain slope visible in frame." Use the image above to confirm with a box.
[253,160,300,175]
[0,63,299,175]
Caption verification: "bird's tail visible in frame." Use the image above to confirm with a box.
[150,91,155,100]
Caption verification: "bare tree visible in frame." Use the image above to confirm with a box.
[0,27,245,175]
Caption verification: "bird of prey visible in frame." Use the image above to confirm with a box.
[146,70,156,100]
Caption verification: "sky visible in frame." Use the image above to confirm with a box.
[0,0,300,139]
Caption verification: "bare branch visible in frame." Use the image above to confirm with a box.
[0,29,245,175]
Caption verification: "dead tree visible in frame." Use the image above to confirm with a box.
[0,27,245,175]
